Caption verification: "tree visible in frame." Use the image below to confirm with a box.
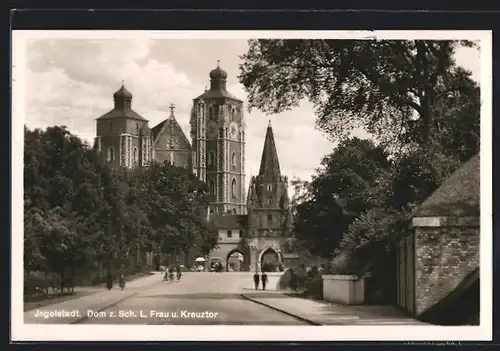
[239,39,478,148]
[138,161,218,260]
[292,138,391,258]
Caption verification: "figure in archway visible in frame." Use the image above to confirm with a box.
[210,258,223,272]
[226,250,245,272]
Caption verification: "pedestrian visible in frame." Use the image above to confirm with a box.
[261,271,268,291]
[289,269,298,295]
[119,274,126,290]
[106,273,113,291]
[253,271,260,290]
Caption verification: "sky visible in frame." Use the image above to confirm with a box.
[23,37,481,193]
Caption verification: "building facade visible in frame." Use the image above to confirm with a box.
[94,84,153,168]
[95,64,295,271]
[190,63,247,215]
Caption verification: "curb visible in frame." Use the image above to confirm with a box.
[240,294,323,326]
[70,278,165,324]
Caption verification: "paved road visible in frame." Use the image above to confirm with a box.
[77,272,308,325]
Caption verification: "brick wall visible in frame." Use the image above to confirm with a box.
[414,226,479,316]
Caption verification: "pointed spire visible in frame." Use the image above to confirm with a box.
[258,122,281,180]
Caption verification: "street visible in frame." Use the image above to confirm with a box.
[76,272,309,325]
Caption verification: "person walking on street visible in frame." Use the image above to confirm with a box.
[106,273,113,291]
[289,269,298,295]
[261,271,268,291]
[119,274,126,290]
[253,271,260,290]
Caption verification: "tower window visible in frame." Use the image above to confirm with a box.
[267,184,272,191]
[239,230,244,238]
[208,151,215,167]
[268,199,272,205]
[133,147,138,165]
[231,178,237,198]
[107,147,115,163]
[231,152,236,169]
[227,230,232,238]
[231,107,236,121]
[136,123,139,131]
[209,180,215,195]
[208,106,214,121]
[268,214,272,221]
[232,208,237,214]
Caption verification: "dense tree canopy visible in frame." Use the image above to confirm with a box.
[24,126,218,284]
[239,39,479,150]
[292,138,391,258]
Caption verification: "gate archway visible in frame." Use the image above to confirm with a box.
[259,248,280,272]
[226,249,248,272]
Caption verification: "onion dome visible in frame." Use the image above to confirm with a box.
[113,83,133,100]
[209,61,228,80]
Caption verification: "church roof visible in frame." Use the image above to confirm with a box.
[113,84,133,100]
[151,108,192,149]
[193,88,242,102]
[193,62,242,102]
[413,153,480,218]
[97,83,148,121]
[96,108,148,121]
[258,120,282,180]
[211,214,248,229]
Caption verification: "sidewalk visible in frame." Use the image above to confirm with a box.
[241,289,429,326]
[24,272,163,324]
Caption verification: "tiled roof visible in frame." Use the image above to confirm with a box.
[194,88,241,102]
[414,154,480,218]
[96,108,147,121]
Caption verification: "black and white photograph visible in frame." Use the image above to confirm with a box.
[12,30,492,341]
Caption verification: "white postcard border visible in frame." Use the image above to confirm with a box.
[11,29,493,342]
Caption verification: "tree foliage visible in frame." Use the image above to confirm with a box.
[239,39,479,149]
[24,126,218,282]
[292,138,391,258]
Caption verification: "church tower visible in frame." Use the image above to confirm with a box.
[190,62,246,215]
[247,120,293,244]
[95,83,152,168]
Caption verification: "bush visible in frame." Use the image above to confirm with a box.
[262,262,277,272]
[304,276,323,299]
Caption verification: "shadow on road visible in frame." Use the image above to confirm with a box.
[137,292,285,300]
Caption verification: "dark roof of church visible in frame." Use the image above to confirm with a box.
[413,154,480,218]
[258,121,282,180]
[211,214,248,229]
[151,114,192,148]
[96,108,148,121]
[97,84,148,121]
[193,88,242,102]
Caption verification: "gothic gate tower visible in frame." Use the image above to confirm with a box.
[247,120,294,271]
[190,62,247,215]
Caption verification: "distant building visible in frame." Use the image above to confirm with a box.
[94,63,297,271]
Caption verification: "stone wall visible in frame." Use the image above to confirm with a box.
[414,223,479,316]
